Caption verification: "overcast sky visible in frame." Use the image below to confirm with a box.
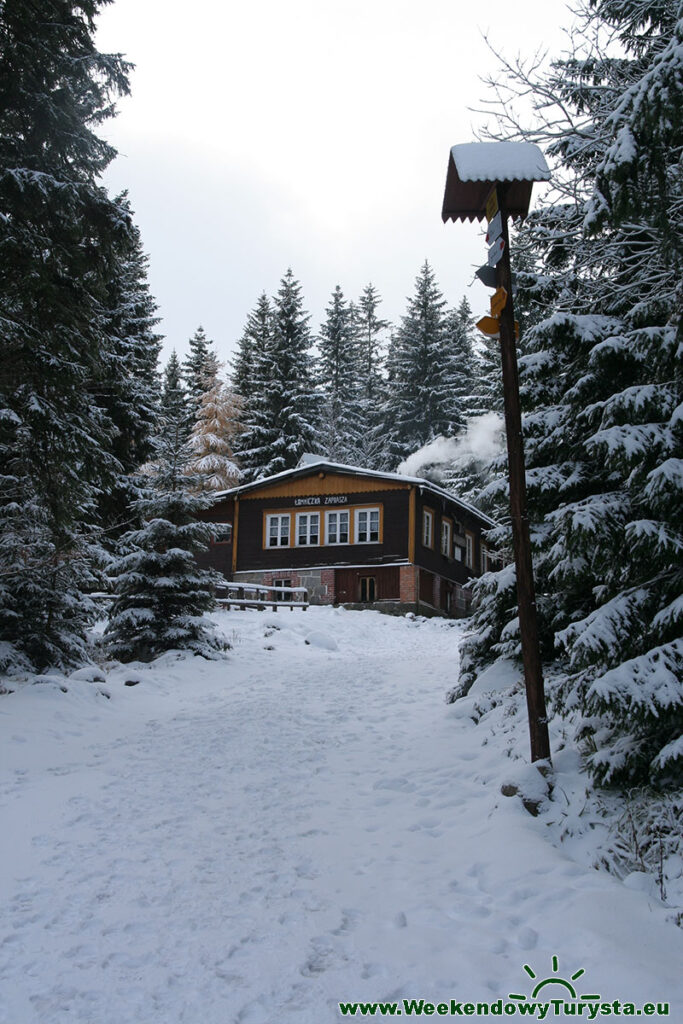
[96,0,570,368]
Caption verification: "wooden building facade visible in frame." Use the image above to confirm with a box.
[196,459,498,617]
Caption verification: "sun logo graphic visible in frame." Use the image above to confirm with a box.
[509,955,601,1003]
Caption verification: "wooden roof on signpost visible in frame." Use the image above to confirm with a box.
[441,142,551,223]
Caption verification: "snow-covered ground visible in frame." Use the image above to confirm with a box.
[1,607,681,1023]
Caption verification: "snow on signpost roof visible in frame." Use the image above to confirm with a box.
[442,141,551,223]
[450,142,550,183]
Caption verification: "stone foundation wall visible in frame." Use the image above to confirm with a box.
[232,566,471,619]
[233,568,334,604]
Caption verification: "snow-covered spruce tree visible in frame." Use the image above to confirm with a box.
[160,352,188,448]
[475,333,504,416]
[459,0,683,786]
[230,292,271,470]
[352,283,392,469]
[232,293,272,401]
[0,0,133,673]
[105,383,224,664]
[97,193,162,540]
[183,326,219,429]
[237,270,320,479]
[186,375,241,493]
[357,284,389,408]
[384,262,465,465]
[317,285,363,463]
[445,297,482,420]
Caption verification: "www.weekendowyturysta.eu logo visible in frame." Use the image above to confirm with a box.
[337,953,672,1017]
[510,954,598,1002]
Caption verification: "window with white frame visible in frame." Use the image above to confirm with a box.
[465,532,474,569]
[326,509,350,545]
[422,509,434,548]
[266,514,290,547]
[273,577,293,600]
[355,507,380,543]
[441,518,452,557]
[296,511,320,546]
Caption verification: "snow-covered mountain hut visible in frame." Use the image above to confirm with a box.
[196,457,498,617]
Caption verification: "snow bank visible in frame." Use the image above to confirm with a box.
[1,608,681,1024]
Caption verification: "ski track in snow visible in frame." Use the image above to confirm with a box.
[1,607,682,1023]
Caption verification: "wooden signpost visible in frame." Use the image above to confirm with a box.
[441,143,552,766]
[483,183,550,765]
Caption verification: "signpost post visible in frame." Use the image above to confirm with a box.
[441,143,552,766]
[490,185,550,764]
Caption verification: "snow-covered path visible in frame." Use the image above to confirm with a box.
[1,608,682,1023]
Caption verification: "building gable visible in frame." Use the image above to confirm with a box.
[239,469,411,502]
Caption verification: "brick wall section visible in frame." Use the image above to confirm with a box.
[320,568,335,604]
[399,565,418,605]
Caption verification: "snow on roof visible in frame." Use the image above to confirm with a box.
[451,142,550,183]
[212,457,497,527]
[298,452,326,466]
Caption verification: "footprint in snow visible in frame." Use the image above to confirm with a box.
[295,859,318,881]
[331,909,360,935]
[507,885,537,905]
[516,926,538,950]
[362,962,382,979]
[300,944,337,977]
[236,999,270,1024]
[406,815,442,831]
[372,777,416,792]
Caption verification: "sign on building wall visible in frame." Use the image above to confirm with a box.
[293,495,349,507]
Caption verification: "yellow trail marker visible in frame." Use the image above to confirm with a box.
[486,186,499,222]
[491,287,508,317]
[477,314,520,341]
[477,315,500,337]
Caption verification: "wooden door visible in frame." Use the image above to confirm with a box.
[335,568,359,603]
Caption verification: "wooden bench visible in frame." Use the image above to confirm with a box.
[215,583,309,612]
